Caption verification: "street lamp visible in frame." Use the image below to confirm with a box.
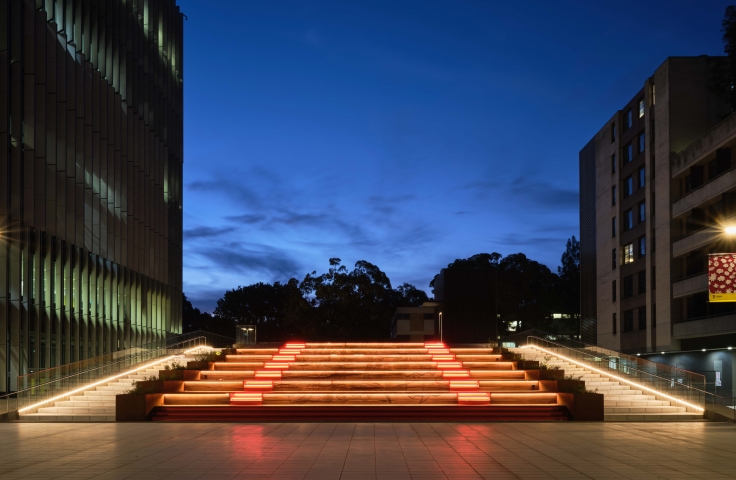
[724,225,736,236]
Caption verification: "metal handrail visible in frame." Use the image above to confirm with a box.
[16,329,235,390]
[0,336,211,418]
[526,336,707,411]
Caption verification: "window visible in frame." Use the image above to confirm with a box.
[611,122,617,142]
[638,270,646,294]
[625,143,633,163]
[624,176,633,197]
[624,109,632,130]
[638,307,646,330]
[652,304,656,327]
[639,133,645,153]
[638,236,646,257]
[652,84,656,105]
[611,153,616,173]
[623,243,634,264]
[613,313,617,334]
[612,186,617,205]
[612,248,617,269]
[623,309,634,332]
[639,202,645,223]
[623,275,634,298]
[652,266,656,289]
[612,280,617,302]
[638,167,645,188]
[624,209,633,231]
[639,98,645,118]
[612,217,617,237]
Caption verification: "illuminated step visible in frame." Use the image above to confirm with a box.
[279,349,301,355]
[436,362,464,370]
[255,371,282,379]
[281,371,446,380]
[271,355,296,361]
[285,343,306,349]
[457,392,490,405]
[443,371,470,379]
[286,362,444,371]
[251,380,449,392]
[225,355,274,361]
[301,349,431,355]
[263,363,290,370]
[449,380,480,391]
[425,342,446,348]
[243,380,274,391]
[305,343,424,347]
[292,355,437,362]
[234,349,279,354]
[229,392,262,405]
[432,355,455,361]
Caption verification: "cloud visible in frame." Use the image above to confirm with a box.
[197,244,303,281]
[224,214,267,225]
[459,176,578,210]
[184,226,236,240]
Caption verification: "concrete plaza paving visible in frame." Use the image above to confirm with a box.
[0,422,735,479]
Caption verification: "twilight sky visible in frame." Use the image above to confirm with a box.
[179,0,733,313]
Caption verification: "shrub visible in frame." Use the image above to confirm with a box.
[164,360,184,371]
[124,381,158,396]
[194,350,223,362]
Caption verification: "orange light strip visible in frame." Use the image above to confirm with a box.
[457,392,490,405]
[230,392,263,405]
[263,363,290,370]
[436,362,463,369]
[443,371,470,378]
[449,380,479,391]
[432,355,455,361]
[279,349,301,355]
[243,380,274,391]
[255,371,282,379]
[285,343,306,349]
[272,355,296,361]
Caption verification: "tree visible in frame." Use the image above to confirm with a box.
[429,253,501,296]
[557,236,580,317]
[394,283,430,307]
[497,253,559,333]
[214,282,294,342]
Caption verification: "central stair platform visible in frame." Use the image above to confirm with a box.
[149,342,572,422]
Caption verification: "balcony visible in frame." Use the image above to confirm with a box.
[672,227,720,257]
[672,168,736,219]
[672,113,736,177]
[673,313,736,339]
[672,274,708,299]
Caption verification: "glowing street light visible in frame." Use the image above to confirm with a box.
[724,225,736,236]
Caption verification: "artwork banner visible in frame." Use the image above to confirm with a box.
[708,254,736,302]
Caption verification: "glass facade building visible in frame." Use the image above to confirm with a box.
[0,0,184,392]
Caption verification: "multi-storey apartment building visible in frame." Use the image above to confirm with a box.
[580,56,731,355]
[0,0,184,392]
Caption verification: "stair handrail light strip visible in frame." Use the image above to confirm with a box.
[521,344,705,412]
[17,345,212,413]
[0,337,210,416]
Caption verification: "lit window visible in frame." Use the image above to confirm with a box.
[623,176,633,197]
[623,243,634,264]
[639,99,645,118]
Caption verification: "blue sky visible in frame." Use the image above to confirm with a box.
[179,0,733,312]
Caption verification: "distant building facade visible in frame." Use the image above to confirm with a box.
[0,0,184,392]
[390,306,438,341]
[580,56,734,354]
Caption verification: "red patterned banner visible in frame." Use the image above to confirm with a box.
[708,254,736,302]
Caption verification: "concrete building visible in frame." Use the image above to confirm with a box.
[390,306,438,341]
[580,56,731,355]
[0,0,184,392]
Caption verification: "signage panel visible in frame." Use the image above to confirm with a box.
[708,254,736,302]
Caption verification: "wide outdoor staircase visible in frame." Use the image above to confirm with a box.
[512,347,704,422]
[19,354,198,422]
[150,342,570,421]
